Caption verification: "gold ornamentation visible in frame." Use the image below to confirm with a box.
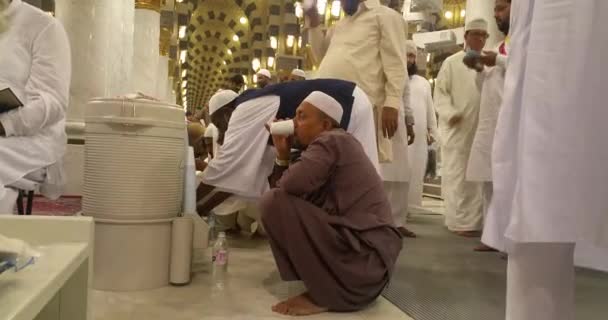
[135,0,161,12]
[159,27,172,56]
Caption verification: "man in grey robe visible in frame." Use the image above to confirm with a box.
[260,91,402,316]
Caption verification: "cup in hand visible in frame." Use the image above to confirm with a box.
[270,120,295,136]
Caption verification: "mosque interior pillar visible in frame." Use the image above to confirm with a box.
[55,0,135,138]
[55,0,134,196]
[133,0,161,97]
[465,0,503,48]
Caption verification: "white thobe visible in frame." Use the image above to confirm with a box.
[466,45,507,183]
[381,84,409,228]
[485,0,608,319]
[484,0,608,252]
[407,75,437,209]
[434,51,483,231]
[202,87,378,199]
[467,43,508,225]
[309,0,408,162]
[0,0,71,204]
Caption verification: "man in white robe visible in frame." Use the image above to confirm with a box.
[197,79,378,213]
[484,0,608,319]
[434,19,486,236]
[465,0,511,252]
[406,41,437,212]
[0,0,71,213]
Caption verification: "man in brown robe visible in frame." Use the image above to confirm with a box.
[260,91,403,316]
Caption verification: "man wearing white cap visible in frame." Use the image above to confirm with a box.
[0,0,71,214]
[256,69,272,89]
[405,40,437,218]
[260,91,402,316]
[197,79,379,214]
[433,18,487,236]
[289,69,307,82]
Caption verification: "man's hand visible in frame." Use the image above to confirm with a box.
[462,54,480,70]
[304,1,321,28]
[381,107,399,138]
[427,131,436,145]
[448,114,463,128]
[195,158,207,171]
[406,124,415,145]
[480,51,498,67]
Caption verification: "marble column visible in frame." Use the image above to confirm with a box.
[466,0,503,49]
[133,0,161,96]
[55,0,135,130]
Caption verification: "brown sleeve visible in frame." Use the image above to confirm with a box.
[277,136,336,196]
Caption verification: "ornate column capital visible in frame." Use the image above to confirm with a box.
[135,0,162,12]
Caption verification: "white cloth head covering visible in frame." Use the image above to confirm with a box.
[303,91,343,124]
[291,69,306,78]
[406,40,418,55]
[257,69,271,79]
[465,18,488,32]
[209,90,238,116]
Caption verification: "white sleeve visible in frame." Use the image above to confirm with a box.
[0,20,71,137]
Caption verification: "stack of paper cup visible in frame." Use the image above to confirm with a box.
[183,147,197,214]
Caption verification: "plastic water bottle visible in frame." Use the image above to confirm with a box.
[212,232,229,290]
[207,213,217,243]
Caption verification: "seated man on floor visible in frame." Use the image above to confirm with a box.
[197,79,379,214]
[0,0,71,214]
[260,91,403,316]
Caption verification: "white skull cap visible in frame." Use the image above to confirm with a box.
[208,90,238,116]
[257,69,272,79]
[406,40,418,55]
[465,18,488,32]
[303,91,343,124]
[291,69,306,78]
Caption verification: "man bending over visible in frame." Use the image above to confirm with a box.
[197,79,379,213]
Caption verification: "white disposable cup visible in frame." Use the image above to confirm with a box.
[270,120,295,136]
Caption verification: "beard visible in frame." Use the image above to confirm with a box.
[407,63,418,77]
[497,19,510,35]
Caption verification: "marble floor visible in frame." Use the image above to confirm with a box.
[92,235,414,320]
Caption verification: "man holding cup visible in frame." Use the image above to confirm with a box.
[196,79,379,214]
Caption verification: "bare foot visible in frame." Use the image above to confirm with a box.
[272,293,328,316]
[398,227,417,238]
[474,243,498,252]
[453,230,481,238]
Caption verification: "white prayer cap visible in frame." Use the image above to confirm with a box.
[291,69,306,78]
[303,91,343,124]
[257,69,271,79]
[465,18,488,32]
[208,90,238,116]
[406,40,418,55]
